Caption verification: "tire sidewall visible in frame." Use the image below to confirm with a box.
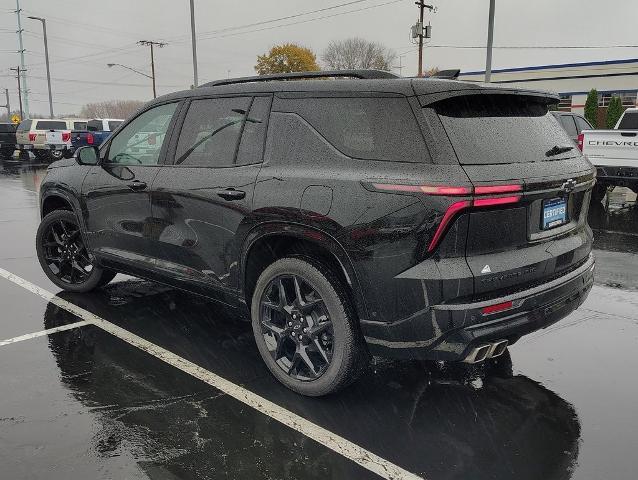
[251,257,356,396]
[36,210,106,292]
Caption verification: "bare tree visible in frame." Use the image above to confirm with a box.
[80,100,145,119]
[322,38,397,71]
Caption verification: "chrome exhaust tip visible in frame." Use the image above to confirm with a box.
[463,344,491,364]
[489,339,509,358]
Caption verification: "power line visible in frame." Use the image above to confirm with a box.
[425,44,638,49]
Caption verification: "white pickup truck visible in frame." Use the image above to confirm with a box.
[581,108,638,202]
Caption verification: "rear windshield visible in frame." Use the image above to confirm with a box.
[433,95,575,165]
[617,111,638,130]
[0,123,16,133]
[281,97,429,163]
[108,120,122,131]
[35,120,67,130]
[73,121,87,130]
[17,119,32,131]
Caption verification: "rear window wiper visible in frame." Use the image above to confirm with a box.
[546,145,574,157]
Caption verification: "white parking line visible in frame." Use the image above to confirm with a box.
[0,320,91,346]
[0,267,424,480]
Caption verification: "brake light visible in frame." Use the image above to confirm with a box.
[577,133,584,151]
[28,133,36,142]
[482,301,513,315]
[87,133,94,145]
[62,132,71,142]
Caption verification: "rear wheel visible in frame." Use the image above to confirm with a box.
[49,149,64,161]
[251,257,367,396]
[36,210,116,292]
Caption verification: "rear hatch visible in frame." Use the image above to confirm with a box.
[428,92,594,300]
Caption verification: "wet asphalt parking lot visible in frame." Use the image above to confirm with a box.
[1,161,637,480]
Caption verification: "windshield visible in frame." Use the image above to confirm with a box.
[433,94,576,164]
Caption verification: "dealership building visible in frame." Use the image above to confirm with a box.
[459,58,638,125]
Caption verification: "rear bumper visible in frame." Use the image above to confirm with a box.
[362,253,595,361]
[17,144,69,151]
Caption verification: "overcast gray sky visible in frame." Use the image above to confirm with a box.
[1,0,637,115]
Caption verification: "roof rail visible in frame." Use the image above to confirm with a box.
[200,69,399,87]
[429,69,461,80]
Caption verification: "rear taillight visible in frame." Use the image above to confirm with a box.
[577,133,584,151]
[62,132,71,142]
[87,133,94,145]
[28,133,36,142]
[368,182,524,254]
[482,301,513,315]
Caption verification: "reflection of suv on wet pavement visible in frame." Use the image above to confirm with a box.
[35,70,596,396]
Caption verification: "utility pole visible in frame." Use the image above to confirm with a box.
[485,0,496,83]
[15,0,29,118]
[189,0,198,87]
[138,40,166,99]
[10,67,24,120]
[413,1,434,77]
[27,16,53,118]
[2,89,10,118]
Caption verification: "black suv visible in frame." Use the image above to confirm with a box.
[36,70,595,396]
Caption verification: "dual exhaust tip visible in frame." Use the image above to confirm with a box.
[463,340,509,364]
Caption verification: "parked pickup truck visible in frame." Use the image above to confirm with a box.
[580,108,638,202]
[16,118,88,161]
[0,122,17,159]
[70,118,123,153]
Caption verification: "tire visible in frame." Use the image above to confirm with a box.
[48,149,64,161]
[62,149,74,159]
[251,256,368,396]
[0,148,14,160]
[36,210,116,292]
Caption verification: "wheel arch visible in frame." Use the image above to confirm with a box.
[241,224,369,323]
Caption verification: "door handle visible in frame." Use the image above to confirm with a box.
[127,180,147,191]
[216,188,246,200]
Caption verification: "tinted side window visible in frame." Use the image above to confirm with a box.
[17,120,32,131]
[108,121,122,131]
[107,102,177,165]
[559,115,578,137]
[175,97,250,167]
[236,96,271,165]
[574,116,592,132]
[280,97,429,163]
[35,120,66,130]
[87,120,102,131]
[618,111,638,129]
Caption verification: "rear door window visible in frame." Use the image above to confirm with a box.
[35,120,67,130]
[280,97,429,163]
[236,96,271,165]
[174,96,250,167]
[558,115,578,138]
[433,95,575,164]
[617,111,638,129]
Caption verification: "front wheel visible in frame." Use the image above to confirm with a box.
[251,257,367,396]
[36,210,116,292]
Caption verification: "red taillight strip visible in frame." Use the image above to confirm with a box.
[474,184,522,195]
[577,133,584,151]
[427,200,471,252]
[473,195,521,207]
[372,183,472,195]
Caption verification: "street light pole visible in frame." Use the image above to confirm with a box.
[485,0,496,83]
[189,0,198,87]
[27,16,53,118]
[138,40,166,99]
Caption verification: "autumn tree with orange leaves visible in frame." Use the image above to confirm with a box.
[255,43,320,75]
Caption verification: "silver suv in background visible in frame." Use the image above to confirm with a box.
[16,118,88,160]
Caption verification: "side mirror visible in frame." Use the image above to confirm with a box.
[76,146,99,165]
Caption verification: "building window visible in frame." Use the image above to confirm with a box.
[598,92,637,107]
[558,94,572,111]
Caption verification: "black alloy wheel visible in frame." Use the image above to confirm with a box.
[36,210,115,292]
[260,274,334,381]
[251,257,367,396]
